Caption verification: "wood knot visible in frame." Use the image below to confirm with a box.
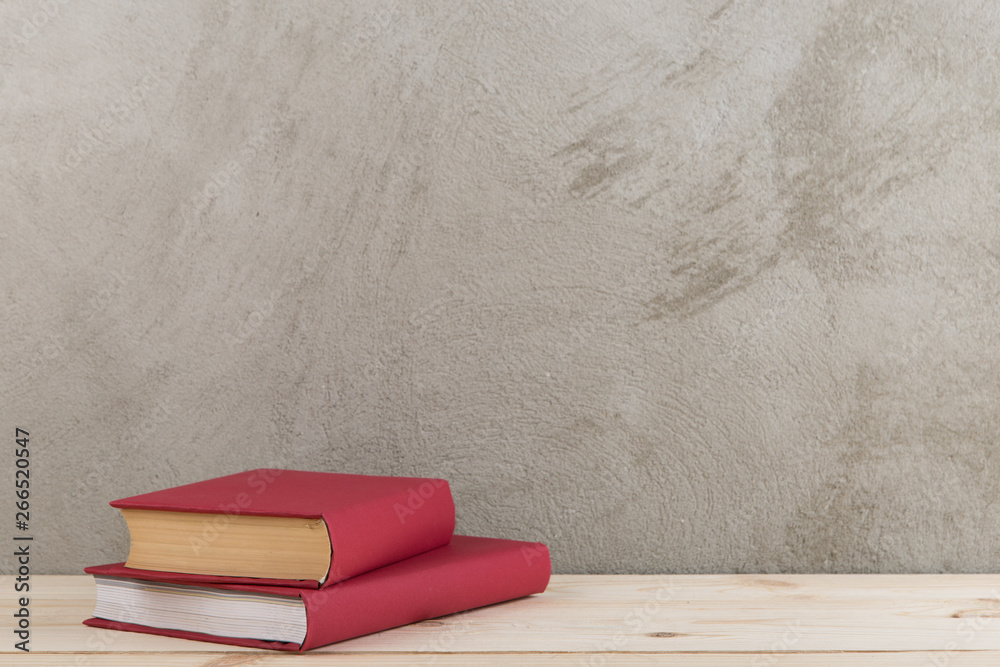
[952,610,1000,619]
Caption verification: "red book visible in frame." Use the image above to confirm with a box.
[84,535,551,651]
[109,469,455,587]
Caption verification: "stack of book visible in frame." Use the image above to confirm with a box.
[83,469,551,651]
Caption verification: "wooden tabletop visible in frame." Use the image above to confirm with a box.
[5,574,1000,664]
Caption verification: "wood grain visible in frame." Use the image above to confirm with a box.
[6,574,1000,663]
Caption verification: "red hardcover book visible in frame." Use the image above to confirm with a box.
[108,469,455,587]
[84,535,551,651]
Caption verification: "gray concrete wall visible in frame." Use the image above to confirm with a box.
[4,0,1000,575]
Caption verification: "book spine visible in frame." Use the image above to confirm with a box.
[321,479,456,584]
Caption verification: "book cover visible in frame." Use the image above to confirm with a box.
[110,468,455,587]
[84,535,551,651]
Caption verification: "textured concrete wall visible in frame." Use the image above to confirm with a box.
[4,0,1000,575]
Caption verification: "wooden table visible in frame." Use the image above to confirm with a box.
[6,574,1000,664]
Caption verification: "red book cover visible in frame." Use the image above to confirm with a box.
[109,469,455,586]
[84,535,551,651]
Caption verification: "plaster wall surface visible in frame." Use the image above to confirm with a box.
[3,0,999,573]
